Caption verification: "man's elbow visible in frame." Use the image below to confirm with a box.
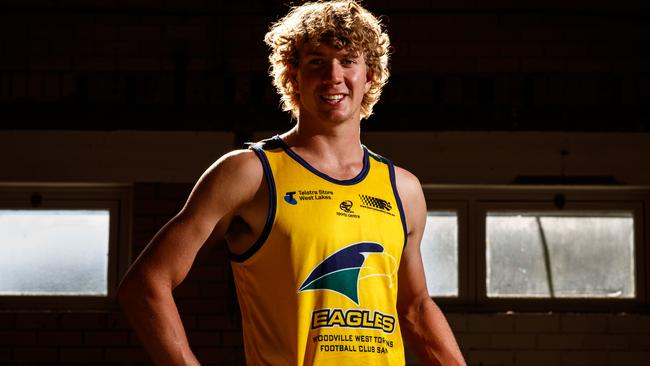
[397,293,432,325]
[118,267,174,308]
[117,269,158,308]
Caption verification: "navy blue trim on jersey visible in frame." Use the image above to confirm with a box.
[273,135,370,185]
[229,146,277,262]
[388,160,408,248]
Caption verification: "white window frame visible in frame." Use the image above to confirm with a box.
[0,183,132,310]
[422,185,648,312]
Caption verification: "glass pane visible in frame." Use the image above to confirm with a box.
[0,210,110,296]
[421,211,458,297]
[486,212,635,298]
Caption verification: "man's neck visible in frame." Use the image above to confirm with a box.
[280,118,365,181]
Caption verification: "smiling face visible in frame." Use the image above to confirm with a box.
[293,43,372,127]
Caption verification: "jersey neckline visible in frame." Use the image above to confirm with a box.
[272,135,370,185]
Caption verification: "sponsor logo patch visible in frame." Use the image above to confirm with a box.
[284,191,298,205]
[336,200,360,219]
[339,200,353,213]
[358,194,395,216]
[284,189,334,204]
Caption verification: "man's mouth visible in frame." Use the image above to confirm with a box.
[321,94,345,103]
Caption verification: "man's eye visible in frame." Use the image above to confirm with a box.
[342,59,356,65]
[308,59,323,65]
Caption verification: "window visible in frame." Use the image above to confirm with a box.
[421,185,647,311]
[0,184,131,309]
[421,211,459,297]
[485,211,635,299]
[0,210,110,296]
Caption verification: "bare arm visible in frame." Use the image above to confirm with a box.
[117,150,263,366]
[395,167,466,366]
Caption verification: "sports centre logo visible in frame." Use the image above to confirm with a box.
[339,200,353,213]
[297,242,396,305]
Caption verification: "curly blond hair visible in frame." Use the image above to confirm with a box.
[264,0,390,120]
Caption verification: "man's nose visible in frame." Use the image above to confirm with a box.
[322,60,343,85]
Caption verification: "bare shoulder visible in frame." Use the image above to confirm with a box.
[203,149,263,183]
[393,165,426,234]
[393,165,424,203]
[182,149,264,218]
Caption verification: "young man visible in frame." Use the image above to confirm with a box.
[118,1,466,365]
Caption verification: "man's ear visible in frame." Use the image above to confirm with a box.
[289,65,299,91]
[365,67,374,93]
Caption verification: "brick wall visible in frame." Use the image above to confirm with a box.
[445,313,650,366]
[2,182,649,365]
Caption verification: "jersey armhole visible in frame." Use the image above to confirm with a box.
[388,160,408,249]
[228,147,277,262]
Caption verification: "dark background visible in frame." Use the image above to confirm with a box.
[1,0,648,134]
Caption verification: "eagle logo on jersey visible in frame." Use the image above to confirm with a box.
[297,242,396,305]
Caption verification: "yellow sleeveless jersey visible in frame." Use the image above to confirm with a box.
[230,136,407,365]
